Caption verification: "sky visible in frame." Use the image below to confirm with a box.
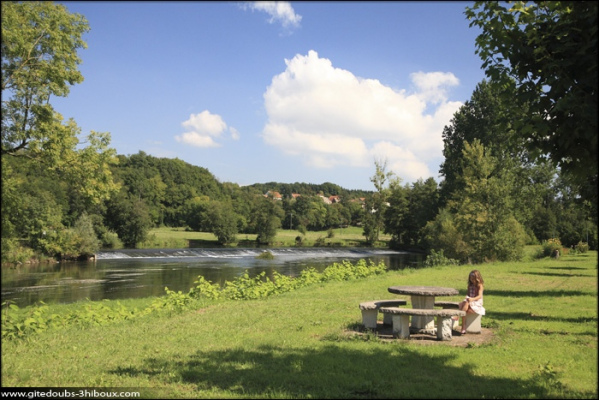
[54,1,487,191]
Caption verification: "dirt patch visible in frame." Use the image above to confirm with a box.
[349,322,495,347]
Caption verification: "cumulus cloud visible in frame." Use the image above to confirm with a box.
[175,110,239,148]
[261,50,462,181]
[242,1,302,30]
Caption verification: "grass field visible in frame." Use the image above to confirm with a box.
[140,226,392,249]
[2,251,597,398]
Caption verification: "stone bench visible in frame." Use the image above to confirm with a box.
[434,301,460,309]
[359,299,407,329]
[434,301,482,333]
[379,307,466,341]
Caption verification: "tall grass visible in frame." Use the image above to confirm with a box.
[2,252,597,398]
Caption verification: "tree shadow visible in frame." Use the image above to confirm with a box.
[110,344,560,398]
[187,239,219,248]
[545,266,591,271]
[484,289,590,298]
[489,310,597,326]
[522,271,591,277]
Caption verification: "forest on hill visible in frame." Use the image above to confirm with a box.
[2,2,597,264]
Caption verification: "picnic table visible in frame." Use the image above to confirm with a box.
[387,285,459,333]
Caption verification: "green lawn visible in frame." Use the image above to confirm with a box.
[2,251,596,398]
[141,226,391,248]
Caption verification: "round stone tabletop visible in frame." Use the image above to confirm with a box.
[388,285,459,296]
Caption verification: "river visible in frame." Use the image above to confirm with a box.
[1,247,425,307]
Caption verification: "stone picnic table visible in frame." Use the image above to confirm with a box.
[387,285,459,333]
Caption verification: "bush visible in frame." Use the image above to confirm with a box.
[541,238,562,258]
[100,231,123,249]
[1,239,35,264]
[424,249,460,267]
[575,241,589,253]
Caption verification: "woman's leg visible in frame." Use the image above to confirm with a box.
[459,300,469,333]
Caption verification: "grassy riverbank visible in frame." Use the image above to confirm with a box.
[139,226,392,249]
[2,252,597,398]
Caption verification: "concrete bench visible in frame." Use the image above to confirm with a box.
[379,307,466,341]
[359,299,407,329]
[434,301,482,333]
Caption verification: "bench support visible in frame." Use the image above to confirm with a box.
[410,295,435,333]
[391,315,411,339]
[360,300,407,329]
[465,313,482,333]
[436,317,454,341]
[361,309,378,329]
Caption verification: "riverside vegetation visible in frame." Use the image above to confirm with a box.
[1,248,596,398]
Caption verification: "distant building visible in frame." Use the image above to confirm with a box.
[329,195,341,203]
[319,195,332,204]
[264,191,282,200]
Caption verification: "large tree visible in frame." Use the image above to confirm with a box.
[1,1,118,259]
[1,1,118,204]
[427,140,527,263]
[465,1,598,207]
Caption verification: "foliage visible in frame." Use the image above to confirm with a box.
[363,159,394,245]
[1,1,118,260]
[575,241,589,254]
[105,193,152,248]
[429,141,527,263]
[423,249,460,267]
[255,251,274,260]
[541,238,563,258]
[249,196,283,245]
[71,212,101,257]
[465,1,598,208]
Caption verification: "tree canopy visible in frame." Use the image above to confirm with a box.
[465,1,598,206]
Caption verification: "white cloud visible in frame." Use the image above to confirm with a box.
[261,50,463,182]
[230,127,241,141]
[243,1,302,30]
[176,131,220,148]
[175,110,239,148]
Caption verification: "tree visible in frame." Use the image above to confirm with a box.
[363,159,394,245]
[402,178,439,248]
[383,179,409,247]
[204,201,238,245]
[105,193,152,248]
[2,2,118,203]
[465,1,598,206]
[429,140,527,263]
[249,196,283,245]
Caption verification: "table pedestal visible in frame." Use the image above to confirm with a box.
[410,295,436,333]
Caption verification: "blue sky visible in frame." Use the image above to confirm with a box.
[54,1,486,191]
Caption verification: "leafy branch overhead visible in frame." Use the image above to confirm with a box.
[465,1,597,201]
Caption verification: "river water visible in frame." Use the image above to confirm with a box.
[1,247,424,307]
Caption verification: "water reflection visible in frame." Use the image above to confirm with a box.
[1,248,424,307]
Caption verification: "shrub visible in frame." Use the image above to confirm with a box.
[424,249,460,267]
[541,238,562,258]
[575,241,589,253]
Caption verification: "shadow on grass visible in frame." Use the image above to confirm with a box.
[522,271,593,277]
[110,344,572,398]
[484,289,591,297]
[545,266,591,271]
[187,239,219,248]
[489,310,597,325]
